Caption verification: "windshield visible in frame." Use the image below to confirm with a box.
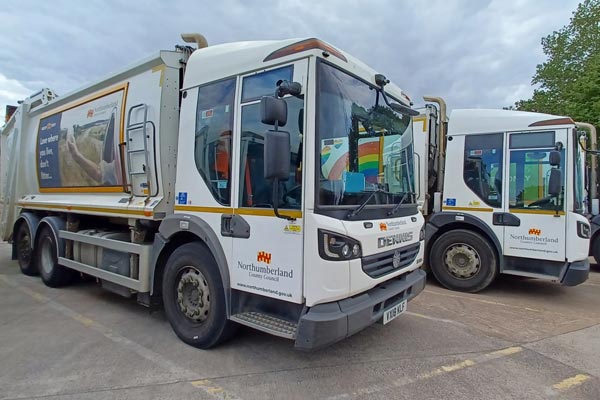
[316,61,415,209]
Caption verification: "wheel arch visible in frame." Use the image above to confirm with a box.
[151,214,231,311]
[12,212,41,260]
[35,216,67,258]
[425,212,503,271]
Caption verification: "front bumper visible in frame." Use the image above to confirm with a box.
[561,259,590,286]
[294,268,426,351]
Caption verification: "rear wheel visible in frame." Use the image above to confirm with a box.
[35,225,75,288]
[15,221,37,276]
[429,229,498,292]
[162,242,237,349]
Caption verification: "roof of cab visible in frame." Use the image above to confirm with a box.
[182,38,409,103]
[448,109,574,136]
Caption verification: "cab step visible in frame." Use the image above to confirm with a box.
[230,312,297,339]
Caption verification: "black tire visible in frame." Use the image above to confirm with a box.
[15,221,38,276]
[162,242,237,349]
[429,229,498,292]
[592,236,600,266]
[35,225,75,288]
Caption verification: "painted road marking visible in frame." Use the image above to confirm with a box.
[552,374,591,391]
[326,346,523,399]
[583,282,600,287]
[423,289,545,312]
[0,274,242,400]
[405,311,468,327]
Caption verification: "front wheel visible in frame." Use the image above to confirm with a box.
[429,229,498,292]
[162,242,237,349]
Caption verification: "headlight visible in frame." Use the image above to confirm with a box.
[318,229,362,261]
[577,221,591,239]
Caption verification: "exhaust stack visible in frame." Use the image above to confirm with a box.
[181,33,208,49]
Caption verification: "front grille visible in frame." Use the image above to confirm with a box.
[361,242,421,278]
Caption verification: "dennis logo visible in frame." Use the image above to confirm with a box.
[257,251,272,264]
[528,228,541,236]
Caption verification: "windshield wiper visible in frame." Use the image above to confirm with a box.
[347,188,389,219]
[387,192,415,216]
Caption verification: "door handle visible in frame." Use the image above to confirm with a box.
[221,214,251,238]
[492,212,520,227]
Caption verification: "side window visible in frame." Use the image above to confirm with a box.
[242,66,293,102]
[194,78,235,205]
[463,133,503,208]
[238,67,303,210]
[508,149,565,211]
[508,131,564,211]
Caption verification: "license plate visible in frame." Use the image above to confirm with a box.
[383,299,407,325]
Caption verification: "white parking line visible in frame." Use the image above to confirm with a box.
[326,346,523,399]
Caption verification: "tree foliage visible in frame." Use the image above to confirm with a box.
[515,0,600,130]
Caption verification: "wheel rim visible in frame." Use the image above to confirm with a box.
[176,267,210,322]
[17,229,32,264]
[40,236,55,275]
[443,243,481,279]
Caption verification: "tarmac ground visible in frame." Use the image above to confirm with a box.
[1,242,599,400]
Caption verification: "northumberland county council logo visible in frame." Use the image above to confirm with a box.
[257,251,272,264]
[87,109,94,118]
[528,228,541,236]
[380,223,387,231]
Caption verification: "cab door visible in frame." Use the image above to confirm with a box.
[229,60,308,304]
[502,129,567,261]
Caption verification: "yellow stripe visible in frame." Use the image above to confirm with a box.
[39,83,129,119]
[175,205,303,219]
[17,202,152,217]
[553,374,590,391]
[151,64,166,87]
[489,346,523,356]
[39,186,124,193]
[237,207,302,219]
[175,205,233,214]
[413,115,428,132]
[510,209,565,216]
[442,206,494,213]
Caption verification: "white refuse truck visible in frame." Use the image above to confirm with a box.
[0,34,426,350]
[411,98,590,292]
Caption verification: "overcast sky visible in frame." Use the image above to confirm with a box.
[0,0,581,122]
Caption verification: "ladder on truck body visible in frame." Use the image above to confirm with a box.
[125,104,156,200]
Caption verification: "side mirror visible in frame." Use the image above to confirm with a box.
[261,97,287,126]
[548,168,562,196]
[276,80,302,98]
[549,150,561,166]
[264,130,290,181]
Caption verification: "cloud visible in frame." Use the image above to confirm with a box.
[0,0,581,119]
[0,73,41,123]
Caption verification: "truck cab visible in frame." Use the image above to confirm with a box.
[415,102,590,292]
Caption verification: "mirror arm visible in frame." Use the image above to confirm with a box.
[272,178,295,221]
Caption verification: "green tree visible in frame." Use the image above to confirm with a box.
[515,0,600,130]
